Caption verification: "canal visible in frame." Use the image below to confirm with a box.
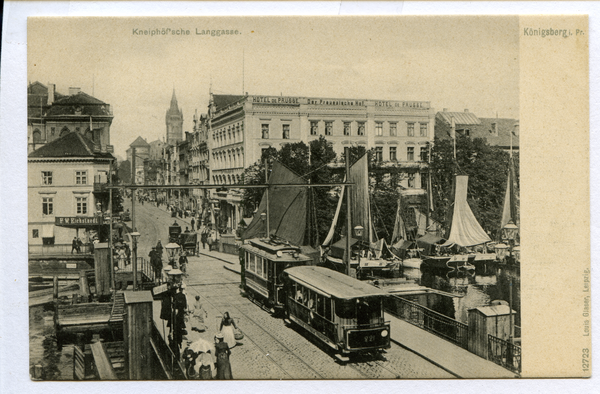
[402,263,521,329]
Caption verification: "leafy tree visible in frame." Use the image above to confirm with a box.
[117,159,131,184]
[429,135,519,239]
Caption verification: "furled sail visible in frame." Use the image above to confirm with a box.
[243,161,307,246]
[391,199,407,244]
[322,153,375,247]
[442,175,491,247]
[500,155,519,233]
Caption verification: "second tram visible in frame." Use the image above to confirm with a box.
[241,237,313,312]
[282,266,391,356]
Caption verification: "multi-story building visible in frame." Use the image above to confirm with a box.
[28,132,115,253]
[206,93,436,233]
[28,82,113,154]
[28,83,115,254]
[126,136,150,185]
[435,109,519,152]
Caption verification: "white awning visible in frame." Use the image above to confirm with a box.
[42,224,54,238]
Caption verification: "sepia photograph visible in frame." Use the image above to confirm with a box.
[0,3,593,390]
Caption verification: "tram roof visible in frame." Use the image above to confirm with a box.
[243,239,312,263]
[284,266,389,299]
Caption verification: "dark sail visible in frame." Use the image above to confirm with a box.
[242,161,307,246]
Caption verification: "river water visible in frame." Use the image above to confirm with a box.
[402,263,521,328]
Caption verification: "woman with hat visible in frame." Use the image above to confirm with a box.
[219,311,238,349]
[214,333,232,379]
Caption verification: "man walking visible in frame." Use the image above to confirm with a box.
[71,237,78,254]
[191,217,195,232]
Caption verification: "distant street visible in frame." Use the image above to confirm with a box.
[124,197,454,379]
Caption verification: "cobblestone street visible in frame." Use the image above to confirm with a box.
[134,199,454,379]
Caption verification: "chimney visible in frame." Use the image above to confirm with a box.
[464,109,469,113]
[69,87,81,95]
[443,108,448,112]
[47,83,55,105]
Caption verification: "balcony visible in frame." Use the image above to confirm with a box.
[29,243,93,256]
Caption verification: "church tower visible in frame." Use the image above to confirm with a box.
[165,89,183,145]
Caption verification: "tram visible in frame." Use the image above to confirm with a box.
[282,266,391,356]
[241,237,313,312]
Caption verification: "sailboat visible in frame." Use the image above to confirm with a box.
[321,154,400,278]
[422,174,496,269]
[390,198,423,269]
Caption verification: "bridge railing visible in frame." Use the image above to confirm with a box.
[488,334,522,374]
[385,295,469,349]
[29,244,92,256]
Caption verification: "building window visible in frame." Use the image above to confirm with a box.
[375,147,383,162]
[42,171,53,185]
[325,121,333,136]
[33,229,39,238]
[343,122,351,136]
[420,147,428,162]
[421,172,428,189]
[75,171,87,185]
[420,123,428,137]
[491,123,498,135]
[33,129,43,143]
[389,122,397,137]
[407,123,415,137]
[357,122,365,136]
[262,124,269,139]
[51,127,56,136]
[310,121,319,136]
[42,197,54,215]
[408,174,415,188]
[282,124,290,139]
[76,197,88,214]
[375,122,383,136]
[407,147,415,161]
[389,147,397,162]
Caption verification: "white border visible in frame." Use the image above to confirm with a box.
[2,2,598,394]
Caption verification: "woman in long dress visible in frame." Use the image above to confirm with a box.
[191,295,207,332]
[219,311,237,349]
[214,334,232,379]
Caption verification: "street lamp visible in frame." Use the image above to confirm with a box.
[353,225,364,239]
[502,220,519,245]
[130,230,141,291]
[260,212,267,238]
[353,225,365,279]
[165,242,180,268]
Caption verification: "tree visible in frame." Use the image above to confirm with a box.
[429,135,519,239]
[118,159,131,184]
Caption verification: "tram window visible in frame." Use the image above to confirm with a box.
[302,289,309,306]
[256,257,262,276]
[324,298,332,321]
[245,252,249,269]
[335,299,356,319]
[249,254,255,272]
[316,294,325,317]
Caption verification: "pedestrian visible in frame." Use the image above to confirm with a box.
[150,247,162,283]
[173,284,188,353]
[184,226,190,233]
[156,240,164,261]
[191,218,195,232]
[196,352,214,379]
[124,243,131,265]
[219,311,237,349]
[214,333,233,380]
[71,237,78,254]
[201,230,208,250]
[179,251,188,277]
[160,286,175,333]
[191,295,208,332]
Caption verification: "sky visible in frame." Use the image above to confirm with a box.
[28,16,519,158]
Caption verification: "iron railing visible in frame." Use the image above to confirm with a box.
[488,334,522,374]
[29,244,92,256]
[117,257,155,283]
[385,295,469,349]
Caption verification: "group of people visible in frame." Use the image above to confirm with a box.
[160,282,238,379]
[71,237,84,254]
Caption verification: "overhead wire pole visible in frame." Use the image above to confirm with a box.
[345,147,352,277]
[264,158,270,238]
[131,147,137,291]
[109,158,114,291]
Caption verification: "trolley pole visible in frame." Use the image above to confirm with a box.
[345,147,352,276]
[131,147,137,290]
[109,159,114,290]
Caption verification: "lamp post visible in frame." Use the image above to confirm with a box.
[353,225,364,279]
[261,212,267,239]
[502,220,518,350]
[130,230,141,291]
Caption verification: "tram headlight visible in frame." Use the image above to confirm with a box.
[381,330,388,338]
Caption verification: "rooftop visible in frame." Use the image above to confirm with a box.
[28,131,114,159]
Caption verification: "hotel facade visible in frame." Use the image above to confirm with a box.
[207,93,435,232]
